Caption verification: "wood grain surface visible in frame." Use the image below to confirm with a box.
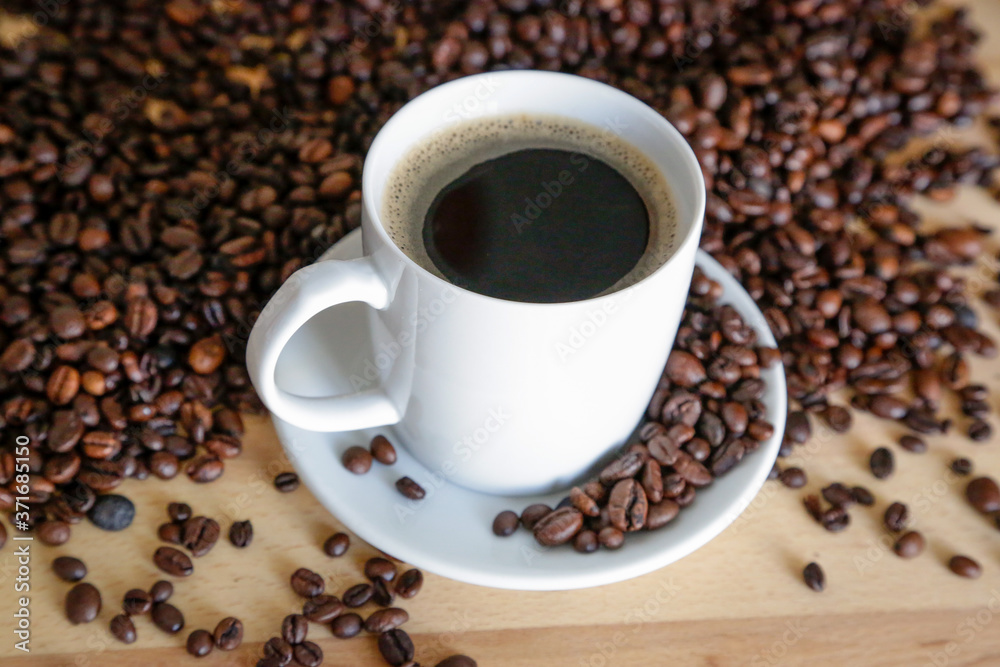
[3,1,1000,665]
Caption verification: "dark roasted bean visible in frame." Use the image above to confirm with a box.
[303,595,344,623]
[154,546,193,577]
[870,447,894,479]
[364,607,409,633]
[65,583,101,624]
[229,520,252,548]
[187,629,214,657]
[122,589,152,615]
[884,502,909,532]
[379,628,416,666]
[290,568,325,598]
[52,556,87,582]
[150,580,173,603]
[395,569,423,599]
[802,562,824,592]
[281,614,308,645]
[395,476,426,500]
[948,555,981,579]
[110,614,137,644]
[323,532,350,557]
[213,617,243,650]
[370,435,397,465]
[492,510,520,536]
[342,446,373,474]
[966,477,1000,513]
[893,531,925,559]
[274,472,299,492]
[331,613,363,639]
[343,583,374,608]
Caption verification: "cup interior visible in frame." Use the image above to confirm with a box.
[362,70,706,281]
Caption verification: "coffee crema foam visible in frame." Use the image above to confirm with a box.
[382,113,679,296]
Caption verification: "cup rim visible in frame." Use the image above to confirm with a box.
[362,70,707,308]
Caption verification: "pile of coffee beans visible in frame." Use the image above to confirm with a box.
[495,267,778,550]
[252,539,473,667]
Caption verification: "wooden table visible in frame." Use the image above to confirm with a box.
[4,1,1000,665]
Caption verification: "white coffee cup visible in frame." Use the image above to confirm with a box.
[247,71,705,495]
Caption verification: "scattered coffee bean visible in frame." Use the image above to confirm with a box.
[214,617,243,650]
[293,641,323,667]
[153,546,194,577]
[492,510,519,536]
[898,435,927,454]
[364,608,409,634]
[365,557,398,582]
[181,516,221,557]
[342,446,373,475]
[159,522,182,544]
[264,637,293,663]
[821,483,854,507]
[110,614,137,644]
[379,628,416,666]
[87,494,135,531]
[870,448,895,480]
[395,569,423,599]
[38,520,71,545]
[187,629,214,657]
[332,613,363,639]
[52,556,87,582]
[152,602,184,635]
[802,562,824,592]
[150,580,173,603]
[966,477,1000,514]
[779,467,807,489]
[229,520,253,548]
[274,472,300,493]
[370,435,398,465]
[851,486,875,506]
[968,420,992,442]
[303,595,345,623]
[520,504,552,530]
[533,507,584,546]
[893,531,926,559]
[436,657,478,667]
[343,583,374,608]
[323,532,350,557]
[949,555,982,579]
[168,502,193,523]
[950,458,973,476]
[291,568,325,598]
[122,589,152,615]
[884,502,909,532]
[282,614,309,645]
[65,583,101,624]
[395,476,426,500]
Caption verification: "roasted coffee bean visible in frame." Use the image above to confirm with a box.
[966,477,1000,513]
[229,520,253,548]
[323,532,350,557]
[379,628,416,666]
[344,583,374,608]
[342,446,373,474]
[365,557,397,582]
[598,452,645,484]
[893,531,925,559]
[282,614,308,645]
[159,522,183,544]
[274,472,299,492]
[898,435,926,453]
[533,507,584,546]
[122,589,152,615]
[821,483,854,508]
[851,486,875,506]
[154,546,194,577]
[303,595,344,623]
[187,629,214,657]
[608,479,648,532]
[573,530,599,554]
[950,458,973,476]
[370,435,397,465]
[884,502,909,532]
[598,526,625,550]
[66,583,102,624]
[38,520,71,545]
[364,608,409,633]
[803,562,825,592]
[395,476,426,500]
[150,580,173,603]
[493,510,520,536]
[331,613,363,639]
[968,420,992,442]
[520,504,551,530]
[186,455,224,483]
[52,556,87,582]
[436,657,478,667]
[395,569,423,599]
[290,568,325,598]
[779,467,807,489]
[646,499,680,530]
[212,616,243,651]
[821,506,850,533]
[264,637,293,663]
[292,641,323,667]
[870,448,894,479]
[110,614,137,644]
[182,516,221,557]
[948,555,981,579]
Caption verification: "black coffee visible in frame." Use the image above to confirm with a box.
[384,114,677,303]
[423,148,649,302]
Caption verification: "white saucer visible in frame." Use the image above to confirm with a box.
[272,229,786,591]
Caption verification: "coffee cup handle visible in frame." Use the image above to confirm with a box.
[246,256,402,432]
